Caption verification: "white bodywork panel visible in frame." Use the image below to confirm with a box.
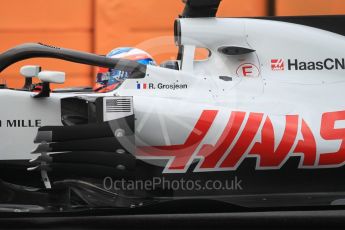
[0,17,344,172]
[0,91,62,159]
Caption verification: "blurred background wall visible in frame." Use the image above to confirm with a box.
[1,0,345,88]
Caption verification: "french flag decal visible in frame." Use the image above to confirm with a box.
[137,83,147,89]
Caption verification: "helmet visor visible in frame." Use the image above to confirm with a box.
[93,68,128,93]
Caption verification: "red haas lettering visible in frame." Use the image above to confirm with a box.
[136,110,218,172]
[220,113,263,168]
[248,115,299,168]
[293,119,317,166]
[197,111,246,169]
[319,111,345,166]
[136,110,345,173]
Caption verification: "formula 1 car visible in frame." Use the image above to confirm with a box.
[0,0,345,213]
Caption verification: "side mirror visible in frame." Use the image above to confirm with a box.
[33,71,66,98]
[20,65,41,90]
[20,65,41,77]
[38,71,65,84]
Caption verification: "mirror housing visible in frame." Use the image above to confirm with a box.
[33,71,66,98]
[20,65,41,90]
[38,71,65,84]
[20,65,41,78]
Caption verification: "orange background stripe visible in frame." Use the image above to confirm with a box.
[0,0,345,88]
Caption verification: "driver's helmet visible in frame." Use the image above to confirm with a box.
[93,47,156,93]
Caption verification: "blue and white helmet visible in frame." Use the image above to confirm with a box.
[94,47,156,93]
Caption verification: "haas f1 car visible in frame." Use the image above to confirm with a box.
[0,0,345,213]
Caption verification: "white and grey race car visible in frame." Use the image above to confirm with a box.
[0,0,345,213]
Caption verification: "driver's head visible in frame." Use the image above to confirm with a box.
[93,47,156,93]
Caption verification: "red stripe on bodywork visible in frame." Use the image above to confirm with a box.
[197,111,246,169]
[293,119,317,166]
[136,110,218,171]
[319,111,345,165]
[249,115,299,167]
[220,113,264,168]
